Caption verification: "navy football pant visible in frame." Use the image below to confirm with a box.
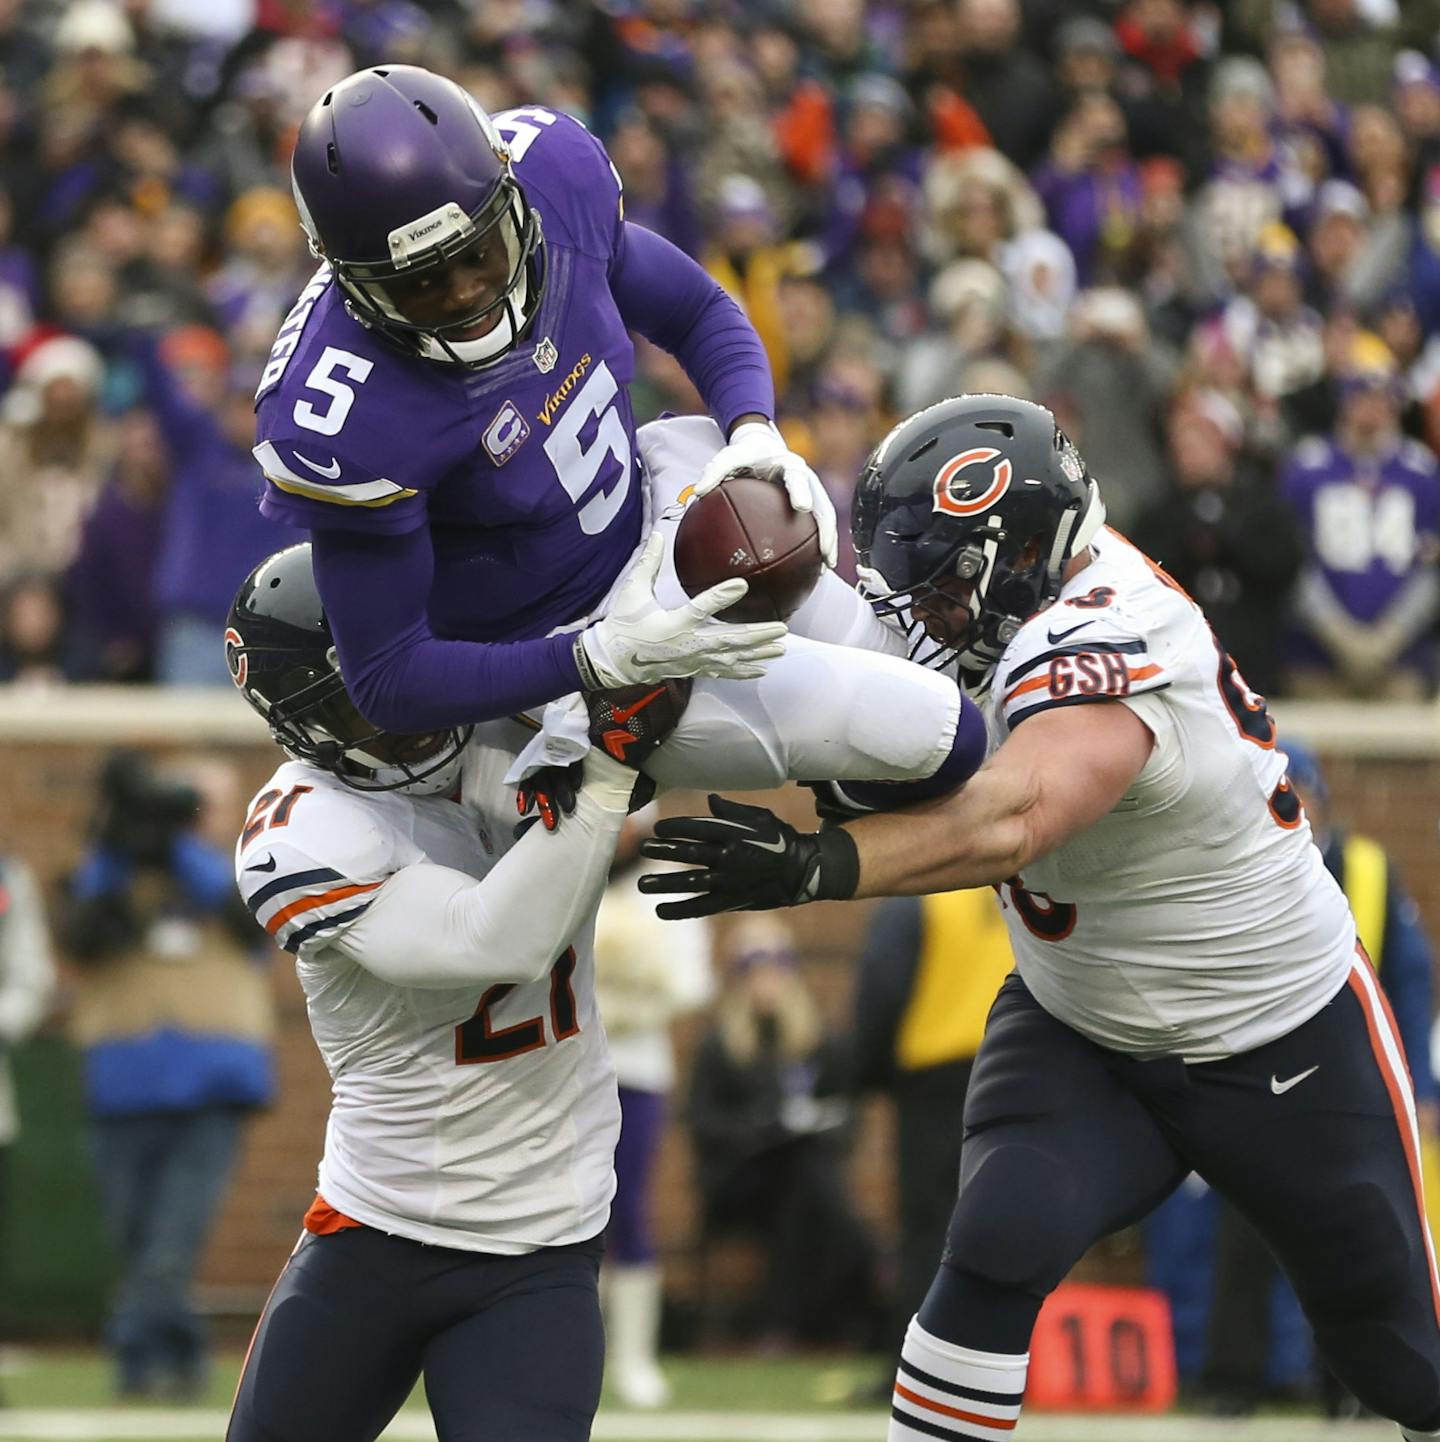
[226,1227,604,1442]
[924,958,1440,1430]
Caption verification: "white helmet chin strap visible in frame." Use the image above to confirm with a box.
[419,188,534,366]
[419,265,531,365]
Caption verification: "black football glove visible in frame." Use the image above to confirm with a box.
[585,677,692,768]
[514,760,584,839]
[638,794,860,919]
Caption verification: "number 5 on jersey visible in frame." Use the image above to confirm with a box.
[293,346,372,436]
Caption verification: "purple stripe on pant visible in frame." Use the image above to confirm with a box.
[608,1087,667,1265]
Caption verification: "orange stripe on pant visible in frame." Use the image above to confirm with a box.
[1346,951,1440,1328]
[893,1381,1018,1432]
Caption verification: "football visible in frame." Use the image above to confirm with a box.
[673,462,825,622]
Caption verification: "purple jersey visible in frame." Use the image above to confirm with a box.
[250,108,774,731]
[1281,433,1440,670]
[256,110,645,641]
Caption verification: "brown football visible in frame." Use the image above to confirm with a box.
[673,462,824,622]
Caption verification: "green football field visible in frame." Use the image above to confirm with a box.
[0,1348,1402,1442]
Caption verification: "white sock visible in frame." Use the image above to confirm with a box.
[888,1316,1028,1440]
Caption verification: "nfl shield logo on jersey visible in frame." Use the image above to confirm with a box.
[532,337,559,374]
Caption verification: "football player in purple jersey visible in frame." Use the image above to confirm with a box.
[252,65,835,734]
[253,64,992,815]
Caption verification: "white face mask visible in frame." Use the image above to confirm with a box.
[332,187,539,368]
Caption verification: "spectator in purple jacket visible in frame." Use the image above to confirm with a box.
[205,188,313,371]
[139,326,285,686]
[1280,333,1440,698]
[65,406,168,682]
[1032,92,1144,286]
[606,109,702,260]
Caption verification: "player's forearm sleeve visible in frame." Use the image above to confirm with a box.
[610,222,773,434]
[311,526,581,730]
[334,761,635,988]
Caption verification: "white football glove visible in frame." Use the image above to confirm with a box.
[575,533,788,690]
[695,420,839,569]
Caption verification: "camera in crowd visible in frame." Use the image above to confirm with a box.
[93,750,201,869]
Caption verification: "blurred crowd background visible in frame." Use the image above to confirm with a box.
[0,0,1439,696]
[1,0,1440,1420]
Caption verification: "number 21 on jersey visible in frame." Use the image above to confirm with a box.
[455,948,579,1064]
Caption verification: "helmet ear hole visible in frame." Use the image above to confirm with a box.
[852,394,1103,692]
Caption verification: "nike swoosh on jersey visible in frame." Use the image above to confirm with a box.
[1046,620,1094,644]
[294,451,343,479]
[245,854,279,873]
[1270,1065,1319,1095]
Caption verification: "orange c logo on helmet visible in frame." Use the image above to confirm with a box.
[933,448,1013,517]
[223,627,248,688]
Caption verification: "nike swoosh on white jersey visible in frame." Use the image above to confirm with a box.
[294,451,342,479]
[1270,1065,1319,1094]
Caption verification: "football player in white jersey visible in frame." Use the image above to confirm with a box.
[642,395,1440,1442]
[223,544,686,1442]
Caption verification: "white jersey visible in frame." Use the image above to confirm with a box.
[234,722,621,1254]
[985,527,1355,1062]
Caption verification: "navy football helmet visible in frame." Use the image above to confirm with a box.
[291,65,543,366]
[852,394,1106,692]
[225,544,471,795]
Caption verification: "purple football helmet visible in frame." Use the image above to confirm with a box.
[291,65,543,366]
